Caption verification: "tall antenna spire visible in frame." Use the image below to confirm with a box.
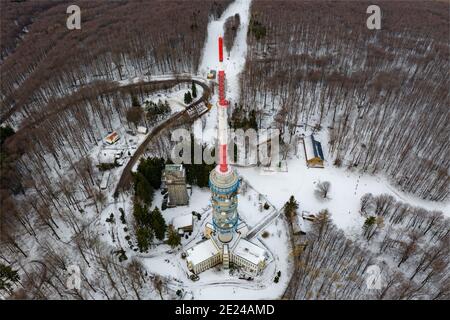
[217,36,228,173]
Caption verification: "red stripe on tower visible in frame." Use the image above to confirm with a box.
[218,71,227,106]
[218,37,224,62]
[219,144,228,173]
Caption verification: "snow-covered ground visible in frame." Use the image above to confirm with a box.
[187,217,291,299]
[238,134,450,240]
[144,82,204,114]
[137,182,290,300]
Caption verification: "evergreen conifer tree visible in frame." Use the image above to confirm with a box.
[192,81,197,98]
[284,195,299,219]
[167,226,181,248]
[0,264,19,294]
[151,207,167,241]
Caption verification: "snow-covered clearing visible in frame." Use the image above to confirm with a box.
[137,183,290,300]
[187,216,291,300]
[144,82,204,114]
[76,147,290,299]
[238,133,450,240]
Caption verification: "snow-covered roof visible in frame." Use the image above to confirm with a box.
[304,135,316,160]
[236,221,248,230]
[236,221,249,237]
[172,214,193,230]
[186,239,220,265]
[304,135,324,161]
[105,131,119,144]
[232,239,266,265]
[165,164,184,172]
[137,126,148,134]
[165,164,185,179]
[100,172,110,189]
[98,150,116,164]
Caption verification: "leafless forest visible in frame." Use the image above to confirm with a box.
[1,0,230,123]
[0,0,230,299]
[0,0,448,300]
[290,195,449,299]
[240,0,449,201]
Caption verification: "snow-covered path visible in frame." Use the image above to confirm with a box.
[194,0,252,145]
[198,0,252,101]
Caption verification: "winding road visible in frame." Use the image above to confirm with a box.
[3,72,213,198]
[113,77,212,196]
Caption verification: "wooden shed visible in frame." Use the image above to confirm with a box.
[303,134,325,168]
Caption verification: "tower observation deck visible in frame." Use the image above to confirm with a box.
[209,36,240,243]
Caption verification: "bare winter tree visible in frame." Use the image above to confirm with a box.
[314,181,331,200]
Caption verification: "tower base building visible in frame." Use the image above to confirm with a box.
[185,228,267,277]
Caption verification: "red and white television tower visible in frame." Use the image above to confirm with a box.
[208,36,240,243]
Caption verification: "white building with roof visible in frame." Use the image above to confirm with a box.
[303,134,325,168]
[137,126,148,134]
[105,131,120,145]
[293,214,310,235]
[98,148,122,166]
[98,150,116,165]
[231,238,267,276]
[185,222,268,276]
[171,214,193,235]
[236,221,249,237]
[100,172,110,190]
[185,238,221,274]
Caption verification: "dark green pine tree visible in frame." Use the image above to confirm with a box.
[284,195,299,220]
[249,110,258,130]
[151,207,167,241]
[133,200,151,226]
[0,126,15,145]
[184,91,192,104]
[134,173,154,205]
[131,93,140,107]
[163,100,171,115]
[139,157,165,189]
[0,264,20,294]
[136,227,153,252]
[363,216,377,239]
[191,81,197,98]
[167,226,181,248]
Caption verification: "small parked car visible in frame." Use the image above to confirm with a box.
[189,274,199,281]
